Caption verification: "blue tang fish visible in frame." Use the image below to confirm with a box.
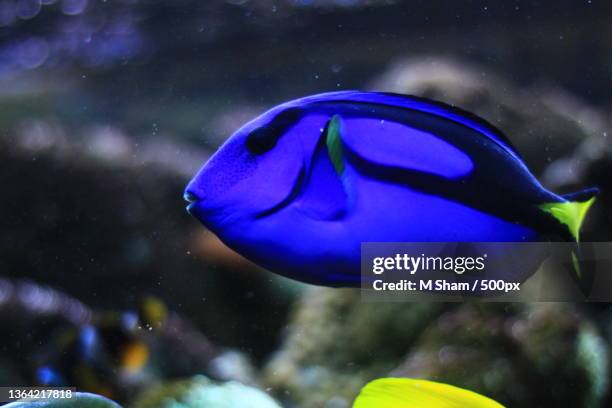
[185,91,597,287]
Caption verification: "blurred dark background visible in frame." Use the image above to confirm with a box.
[0,1,611,140]
[1,1,612,407]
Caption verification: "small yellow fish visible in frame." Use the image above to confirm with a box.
[353,378,505,408]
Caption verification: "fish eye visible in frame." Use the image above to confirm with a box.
[245,108,303,155]
[246,127,277,154]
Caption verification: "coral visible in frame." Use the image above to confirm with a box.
[264,288,609,408]
[263,287,447,407]
[393,303,608,407]
[130,376,281,408]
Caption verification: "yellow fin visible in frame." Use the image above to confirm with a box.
[353,378,505,408]
[539,196,596,242]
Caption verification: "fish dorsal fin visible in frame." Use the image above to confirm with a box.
[353,378,505,408]
[561,187,600,203]
[539,193,597,242]
[306,91,522,160]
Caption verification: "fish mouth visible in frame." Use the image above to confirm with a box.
[184,190,199,203]
[183,190,201,214]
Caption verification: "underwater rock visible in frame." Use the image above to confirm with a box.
[0,124,206,307]
[262,287,447,408]
[264,291,608,408]
[0,285,222,401]
[207,350,259,386]
[0,357,26,389]
[369,56,598,175]
[392,303,608,408]
[0,124,297,359]
[130,375,281,408]
[0,278,92,326]
[541,126,612,241]
[0,279,94,386]
[0,279,261,401]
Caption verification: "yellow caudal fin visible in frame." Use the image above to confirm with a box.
[539,195,597,242]
[353,378,505,408]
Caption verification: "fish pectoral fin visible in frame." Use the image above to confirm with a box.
[323,114,355,202]
[323,115,355,199]
[353,378,505,408]
[293,116,351,220]
[539,190,597,242]
[325,114,347,177]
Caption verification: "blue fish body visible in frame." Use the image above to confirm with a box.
[185,91,597,286]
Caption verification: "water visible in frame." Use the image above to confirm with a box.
[0,1,611,407]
